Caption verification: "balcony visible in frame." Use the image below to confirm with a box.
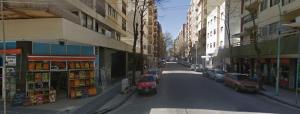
[4,0,80,24]
[219,34,300,58]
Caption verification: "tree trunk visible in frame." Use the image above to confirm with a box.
[139,0,147,74]
[131,0,139,86]
[140,13,145,74]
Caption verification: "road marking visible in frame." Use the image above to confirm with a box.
[150,108,276,114]
[162,70,203,75]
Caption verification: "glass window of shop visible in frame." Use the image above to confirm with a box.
[0,42,17,49]
[32,43,94,56]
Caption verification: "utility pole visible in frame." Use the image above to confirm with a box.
[296,30,300,104]
[1,0,7,113]
[276,2,282,96]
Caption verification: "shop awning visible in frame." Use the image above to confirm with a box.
[28,55,96,61]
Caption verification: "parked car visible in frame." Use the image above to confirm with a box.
[137,75,157,95]
[202,68,210,77]
[190,64,197,71]
[214,69,225,82]
[207,69,215,79]
[190,64,203,72]
[224,73,259,92]
[147,68,161,84]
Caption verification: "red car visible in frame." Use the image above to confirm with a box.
[224,73,259,92]
[137,75,157,95]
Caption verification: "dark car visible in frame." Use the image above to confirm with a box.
[224,73,259,92]
[137,75,157,95]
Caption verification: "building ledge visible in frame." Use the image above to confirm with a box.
[0,18,133,52]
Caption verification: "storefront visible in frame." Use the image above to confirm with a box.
[24,55,97,105]
[0,41,102,106]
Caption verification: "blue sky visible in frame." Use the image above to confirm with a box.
[158,0,190,39]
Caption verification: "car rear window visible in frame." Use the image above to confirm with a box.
[215,70,225,74]
[140,76,155,82]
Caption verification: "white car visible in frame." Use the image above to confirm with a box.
[190,64,201,71]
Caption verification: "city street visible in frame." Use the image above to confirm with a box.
[109,63,300,114]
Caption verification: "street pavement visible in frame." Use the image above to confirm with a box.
[108,63,300,114]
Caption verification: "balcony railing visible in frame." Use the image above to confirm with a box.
[242,13,257,24]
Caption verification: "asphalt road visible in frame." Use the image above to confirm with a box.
[108,63,300,114]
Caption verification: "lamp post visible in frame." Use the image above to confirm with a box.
[195,41,198,65]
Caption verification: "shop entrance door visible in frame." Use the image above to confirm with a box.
[51,72,68,100]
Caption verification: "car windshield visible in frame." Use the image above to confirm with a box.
[140,76,155,82]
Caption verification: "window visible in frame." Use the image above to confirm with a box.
[101,28,106,35]
[270,0,280,7]
[221,12,224,17]
[220,41,223,46]
[108,5,112,16]
[214,29,216,35]
[260,0,268,11]
[221,26,224,32]
[282,0,295,6]
[213,42,215,47]
[122,18,126,31]
[260,25,269,38]
[122,0,127,15]
[214,16,217,21]
[210,43,212,48]
[82,13,87,27]
[108,5,118,20]
[116,33,121,41]
[210,31,212,36]
[87,15,93,29]
[269,21,280,35]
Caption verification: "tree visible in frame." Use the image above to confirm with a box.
[131,0,139,85]
[139,0,147,74]
[131,0,164,85]
[245,0,263,89]
[163,32,173,49]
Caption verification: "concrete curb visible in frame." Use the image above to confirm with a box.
[259,91,300,109]
[94,88,136,114]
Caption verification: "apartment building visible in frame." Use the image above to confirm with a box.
[0,0,133,102]
[146,0,159,65]
[222,0,300,89]
[205,0,241,69]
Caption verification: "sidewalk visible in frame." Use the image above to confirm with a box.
[259,85,300,109]
[95,87,136,114]
[0,82,122,114]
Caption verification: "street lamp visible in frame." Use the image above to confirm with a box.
[282,22,300,104]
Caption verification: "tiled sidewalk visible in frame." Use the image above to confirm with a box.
[260,85,300,108]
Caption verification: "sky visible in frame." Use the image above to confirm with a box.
[158,0,190,39]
